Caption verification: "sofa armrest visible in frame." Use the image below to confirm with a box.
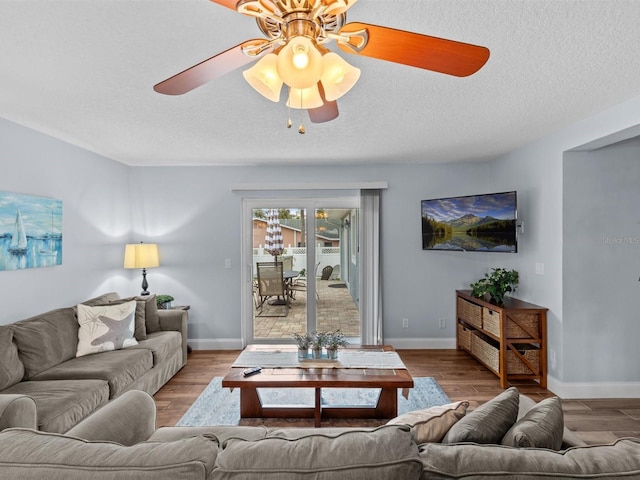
[65,390,156,446]
[0,394,37,431]
[158,309,188,365]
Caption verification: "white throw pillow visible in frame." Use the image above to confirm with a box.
[76,301,138,357]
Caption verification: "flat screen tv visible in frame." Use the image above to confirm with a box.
[421,191,517,252]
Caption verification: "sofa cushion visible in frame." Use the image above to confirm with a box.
[386,400,469,444]
[31,348,153,399]
[501,396,564,449]
[419,438,640,478]
[81,292,121,306]
[141,294,161,333]
[127,331,182,366]
[151,426,269,444]
[2,379,109,433]
[0,326,24,390]
[76,302,138,357]
[11,307,79,379]
[442,386,519,444]
[212,425,423,480]
[0,428,218,480]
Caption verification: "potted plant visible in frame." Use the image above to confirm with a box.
[155,294,174,310]
[470,268,519,305]
[310,331,327,359]
[292,332,312,359]
[325,329,348,360]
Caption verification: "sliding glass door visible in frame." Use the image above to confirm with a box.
[243,198,360,345]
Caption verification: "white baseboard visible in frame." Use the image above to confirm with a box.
[547,374,640,399]
[384,337,457,349]
[188,338,243,350]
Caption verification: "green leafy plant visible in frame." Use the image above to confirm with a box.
[155,294,174,309]
[291,332,312,349]
[470,268,519,305]
[324,329,348,350]
[310,331,327,350]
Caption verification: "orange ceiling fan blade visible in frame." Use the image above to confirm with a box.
[308,82,339,123]
[154,40,274,95]
[337,22,490,77]
[209,0,240,11]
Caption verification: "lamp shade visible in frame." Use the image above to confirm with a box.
[320,52,361,101]
[276,37,323,89]
[124,243,159,269]
[286,84,324,109]
[243,53,283,102]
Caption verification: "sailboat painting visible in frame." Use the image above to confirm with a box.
[0,192,62,271]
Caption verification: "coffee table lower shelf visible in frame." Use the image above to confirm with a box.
[237,386,402,428]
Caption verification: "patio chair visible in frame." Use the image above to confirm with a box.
[256,261,290,317]
[320,265,333,281]
[280,255,294,271]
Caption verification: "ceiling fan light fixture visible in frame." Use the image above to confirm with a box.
[276,36,323,89]
[320,52,360,101]
[242,53,283,102]
[286,84,324,109]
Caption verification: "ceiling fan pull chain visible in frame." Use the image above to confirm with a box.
[287,87,293,128]
[298,88,305,134]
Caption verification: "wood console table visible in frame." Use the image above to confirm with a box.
[456,290,547,388]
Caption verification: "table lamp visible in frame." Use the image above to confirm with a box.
[124,242,159,296]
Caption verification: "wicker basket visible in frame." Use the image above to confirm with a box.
[506,312,540,338]
[457,298,482,328]
[507,345,540,375]
[482,307,500,337]
[471,333,499,373]
[457,323,472,351]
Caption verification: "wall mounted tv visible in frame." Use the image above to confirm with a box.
[421,191,517,252]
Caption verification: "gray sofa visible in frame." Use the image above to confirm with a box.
[0,292,187,433]
[1,388,640,479]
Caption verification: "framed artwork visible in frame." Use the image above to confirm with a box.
[0,191,62,271]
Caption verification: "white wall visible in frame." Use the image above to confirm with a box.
[0,118,133,323]
[487,95,640,397]
[563,138,640,386]
[3,91,640,397]
[127,162,494,349]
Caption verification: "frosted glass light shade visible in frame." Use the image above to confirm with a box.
[243,54,283,102]
[124,243,159,269]
[277,37,323,89]
[286,85,324,109]
[320,52,361,101]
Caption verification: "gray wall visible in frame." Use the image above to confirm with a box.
[127,162,494,347]
[563,138,640,383]
[0,117,132,322]
[2,90,640,396]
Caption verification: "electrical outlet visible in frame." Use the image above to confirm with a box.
[402,318,409,328]
[224,259,232,269]
[535,262,544,275]
[439,318,446,329]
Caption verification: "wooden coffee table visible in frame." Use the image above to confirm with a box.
[221,345,413,427]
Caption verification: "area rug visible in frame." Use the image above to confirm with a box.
[177,377,450,427]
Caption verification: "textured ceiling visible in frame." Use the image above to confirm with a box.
[1,0,640,166]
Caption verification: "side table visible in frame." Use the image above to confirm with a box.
[169,305,192,354]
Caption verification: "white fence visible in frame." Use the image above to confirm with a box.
[253,246,341,278]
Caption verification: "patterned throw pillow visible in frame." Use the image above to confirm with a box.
[76,301,138,357]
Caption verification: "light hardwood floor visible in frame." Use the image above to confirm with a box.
[154,349,640,444]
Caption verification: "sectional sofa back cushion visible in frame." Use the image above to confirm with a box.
[0,326,24,390]
[0,428,218,480]
[213,425,423,479]
[11,307,79,379]
[419,438,640,479]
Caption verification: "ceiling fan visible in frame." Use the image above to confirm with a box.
[154,0,490,128]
